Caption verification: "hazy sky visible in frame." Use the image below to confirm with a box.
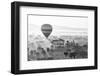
[28,14,88,36]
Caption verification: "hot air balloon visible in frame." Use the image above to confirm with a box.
[41,24,52,38]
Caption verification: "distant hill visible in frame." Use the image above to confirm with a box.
[60,35,88,46]
[28,34,88,47]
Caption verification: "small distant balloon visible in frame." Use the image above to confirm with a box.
[41,24,52,38]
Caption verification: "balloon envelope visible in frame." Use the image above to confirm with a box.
[41,24,52,38]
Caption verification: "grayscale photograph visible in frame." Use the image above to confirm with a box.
[27,14,88,61]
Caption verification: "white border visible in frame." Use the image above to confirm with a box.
[20,6,95,70]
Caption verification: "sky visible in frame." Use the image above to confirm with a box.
[28,14,88,37]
